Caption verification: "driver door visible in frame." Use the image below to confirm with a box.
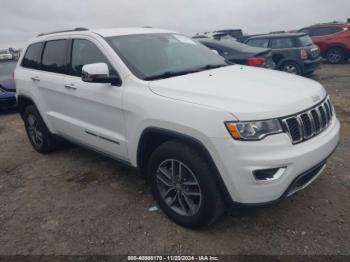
[61,37,128,161]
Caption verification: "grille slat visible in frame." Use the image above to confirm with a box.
[283,98,334,144]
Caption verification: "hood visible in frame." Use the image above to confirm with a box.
[149,65,326,121]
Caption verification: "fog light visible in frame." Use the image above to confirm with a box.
[253,167,286,181]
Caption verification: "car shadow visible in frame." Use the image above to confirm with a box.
[0,108,18,115]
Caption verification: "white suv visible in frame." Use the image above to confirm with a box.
[15,28,340,228]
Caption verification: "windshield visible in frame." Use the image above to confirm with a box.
[298,35,313,46]
[106,33,228,80]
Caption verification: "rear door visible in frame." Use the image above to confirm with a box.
[268,37,299,66]
[61,36,127,160]
[34,38,70,132]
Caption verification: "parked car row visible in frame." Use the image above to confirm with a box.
[193,33,321,76]
[195,21,350,76]
[0,50,13,61]
[0,48,21,62]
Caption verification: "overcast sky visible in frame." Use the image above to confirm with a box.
[0,0,349,49]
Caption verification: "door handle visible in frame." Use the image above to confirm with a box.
[31,76,40,82]
[64,84,77,90]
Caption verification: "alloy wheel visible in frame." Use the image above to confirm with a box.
[27,114,43,148]
[156,159,202,216]
[283,64,298,74]
[327,49,343,64]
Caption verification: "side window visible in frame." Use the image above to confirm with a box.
[41,40,68,74]
[246,39,269,48]
[70,39,115,77]
[311,27,342,36]
[21,42,44,70]
[270,38,294,48]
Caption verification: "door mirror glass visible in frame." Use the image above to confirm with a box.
[82,63,121,85]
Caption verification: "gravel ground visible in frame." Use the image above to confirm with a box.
[0,63,349,255]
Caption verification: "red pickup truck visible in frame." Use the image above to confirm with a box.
[299,22,350,64]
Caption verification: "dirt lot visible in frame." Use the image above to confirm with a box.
[0,63,349,255]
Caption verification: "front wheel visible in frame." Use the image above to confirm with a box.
[148,141,224,229]
[280,61,301,75]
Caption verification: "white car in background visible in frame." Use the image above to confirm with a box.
[0,50,13,61]
[15,27,340,228]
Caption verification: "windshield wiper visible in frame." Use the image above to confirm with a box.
[143,69,200,81]
[143,64,229,81]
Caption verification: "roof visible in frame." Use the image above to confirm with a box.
[93,27,177,37]
[304,22,350,28]
[35,27,177,39]
[248,32,307,39]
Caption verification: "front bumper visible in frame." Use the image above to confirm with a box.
[210,117,340,204]
[303,57,322,73]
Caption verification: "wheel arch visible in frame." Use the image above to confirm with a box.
[17,95,36,119]
[324,44,347,55]
[136,127,233,205]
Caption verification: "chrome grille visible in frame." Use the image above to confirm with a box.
[282,97,334,144]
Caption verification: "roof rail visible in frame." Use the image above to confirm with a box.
[37,27,89,37]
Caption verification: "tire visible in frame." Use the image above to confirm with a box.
[148,141,224,229]
[23,105,60,153]
[280,61,302,75]
[326,47,345,64]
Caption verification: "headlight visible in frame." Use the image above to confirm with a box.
[225,119,283,141]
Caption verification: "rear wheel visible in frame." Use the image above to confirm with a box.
[280,61,301,75]
[326,47,345,64]
[23,105,60,153]
[148,141,224,229]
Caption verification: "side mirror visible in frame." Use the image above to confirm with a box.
[211,49,219,55]
[81,63,121,86]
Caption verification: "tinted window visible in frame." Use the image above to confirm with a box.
[246,39,269,48]
[70,39,114,77]
[297,35,313,46]
[21,42,44,70]
[270,38,294,48]
[42,40,67,74]
[310,27,342,36]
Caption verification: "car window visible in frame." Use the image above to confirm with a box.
[297,35,313,47]
[106,34,227,80]
[41,40,67,74]
[310,27,342,36]
[246,39,269,48]
[21,42,44,70]
[270,38,294,48]
[70,39,115,77]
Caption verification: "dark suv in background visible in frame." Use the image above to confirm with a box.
[245,33,321,76]
[299,22,350,64]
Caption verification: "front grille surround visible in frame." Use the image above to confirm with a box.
[282,97,334,144]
